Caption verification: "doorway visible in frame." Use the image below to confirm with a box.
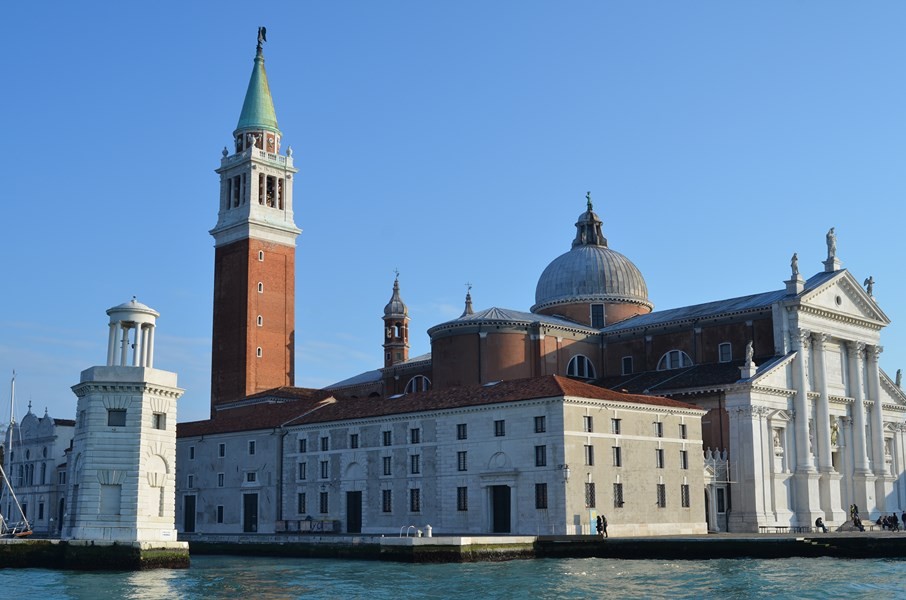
[491,485,511,533]
[243,493,258,533]
[346,491,362,534]
[183,495,196,533]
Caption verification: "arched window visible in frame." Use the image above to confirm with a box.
[567,355,596,379]
[258,250,264,262]
[257,315,263,327]
[257,282,264,293]
[405,375,431,394]
[657,350,693,371]
[256,347,262,358]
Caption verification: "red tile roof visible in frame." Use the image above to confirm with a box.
[177,375,702,438]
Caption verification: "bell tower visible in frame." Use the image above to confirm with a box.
[210,29,300,412]
[383,275,409,368]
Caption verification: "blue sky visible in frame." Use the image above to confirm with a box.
[2,2,906,424]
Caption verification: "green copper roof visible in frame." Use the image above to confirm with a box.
[235,48,280,134]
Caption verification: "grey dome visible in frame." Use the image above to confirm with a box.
[531,196,651,313]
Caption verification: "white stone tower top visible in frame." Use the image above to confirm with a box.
[105,297,160,368]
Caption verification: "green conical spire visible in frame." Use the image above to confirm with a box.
[235,44,280,135]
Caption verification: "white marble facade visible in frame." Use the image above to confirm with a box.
[727,270,906,531]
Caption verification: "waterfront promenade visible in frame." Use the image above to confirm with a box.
[4,531,906,569]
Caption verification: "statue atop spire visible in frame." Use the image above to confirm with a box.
[257,26,267,52]
[572,192,607,248]
[461,283,474,317]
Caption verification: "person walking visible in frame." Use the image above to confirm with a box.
[601,514,608,538]
[595,515,604,539]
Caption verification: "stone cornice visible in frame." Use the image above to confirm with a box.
[796,304,884,331]
[71,381,183,400]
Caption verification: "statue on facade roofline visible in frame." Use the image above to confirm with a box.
[896,369,902,388]
[791,252,799,278]
[863,276,874,297]
[826,227,836,259]
[745,341,754,366]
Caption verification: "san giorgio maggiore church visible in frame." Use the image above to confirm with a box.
[5,36,906,538]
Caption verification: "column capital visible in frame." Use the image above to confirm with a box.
[845,340,866,354]
[811,332,828,347]
[794,328,812,348]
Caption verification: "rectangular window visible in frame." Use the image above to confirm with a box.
[718,342,732,363]
[585,482,596,508]
[494,420,505,437]
[298,462,307,480]
[217,505,224,523]
[382,489,392,513]
[38,502,44,520]
[457,451,468,472]
[535,445,547,467]
[621,356,633,375]
[656,448,665,468]
[654,422,663,438]
[320,460,329,479]
[188,446,195,460]
[246,471,256,483]
[319,491,329,514]
[534,416,546,433]
[107,409,126,427]
[611,418,621,435]
[612,446,622,467]
[218,443,225,458]
[535,483,548,509]
[585,445,595,466]
[410,488,421,512]
[298,492,306,514]
[350,433,359,449]
[152,412,166,430]
[457,487,468,511]
[320,437,329,452]
[382,456,392,476]
[657,484,667,508]
[680,450,688,470]
[717,488,726,513]
[456,423,467,440]
[248,440,256,455]
[410,428,421,444]
[382,431,392,446]
[187,475,194,488]
[583,416,593,433]
[591,303,605,328]
[298,438,307,453]
[679,424,687,440]
[58,471,66,485]
[217,473,224,487]
[681,484,690,508]
[410,454,421,475]
[613,482,624,508]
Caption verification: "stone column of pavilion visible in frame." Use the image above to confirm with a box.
[867,345,892,514]
[792,328,822,527]
[811,332,845,523]
[65,299,185,552]
[846,341,873,517]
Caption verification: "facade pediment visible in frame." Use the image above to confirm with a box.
[797,271,889,328]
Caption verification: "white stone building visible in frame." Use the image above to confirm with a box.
[64,299,184,543]
[177,376,707,537]
[2,405,74,535]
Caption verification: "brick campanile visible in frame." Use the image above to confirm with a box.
[210,30,300,413]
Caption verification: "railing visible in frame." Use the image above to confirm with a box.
[399,525,418,538]
[221,149,290,167]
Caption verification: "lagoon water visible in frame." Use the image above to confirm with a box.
[3,555,906,599]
